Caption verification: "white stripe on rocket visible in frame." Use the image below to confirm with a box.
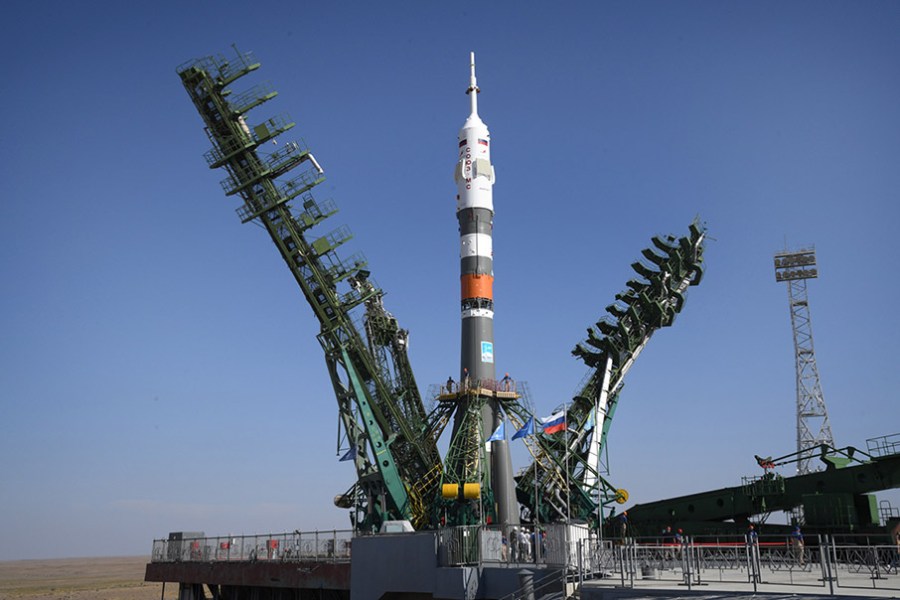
[460,233,493,259]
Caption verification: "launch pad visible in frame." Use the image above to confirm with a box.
[153,47,900,599]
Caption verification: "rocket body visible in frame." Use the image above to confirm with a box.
[455,53,496,382]
[452,53,519,527]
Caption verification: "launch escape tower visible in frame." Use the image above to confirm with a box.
[774,247,834,476]
[176,46,710,535]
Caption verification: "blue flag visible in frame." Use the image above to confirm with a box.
[512,417,535,440]
[339,445,357,462]
[487,421,505,442]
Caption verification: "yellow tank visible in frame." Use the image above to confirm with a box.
[463,483,481,499]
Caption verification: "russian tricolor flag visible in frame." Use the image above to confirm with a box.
[542,411,567,434]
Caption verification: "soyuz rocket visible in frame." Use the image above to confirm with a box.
[455,53,495,385]
[454,52,519,527]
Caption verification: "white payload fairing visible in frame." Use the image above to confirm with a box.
[455,54,496,217]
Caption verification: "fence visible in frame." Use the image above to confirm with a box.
[436,523,591,568]
[576,533,900,595]
[150,527,900,595]
[151,530,353,563]
[151,525,578,567]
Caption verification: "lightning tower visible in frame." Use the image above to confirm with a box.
[774,247,834,475]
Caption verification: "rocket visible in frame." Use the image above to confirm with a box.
[453,52,519,527]
[455,52,495,381]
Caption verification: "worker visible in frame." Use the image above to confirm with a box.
[746,523,761,584]
[661,525,674,560]
[501,372,512,391]
[790,525,805,567]
[190,540,202,560]
[518,528,531,562]
[446,376,454,393]
[746,523,758,544]
[618,511,628,539]
[894,527,900,568]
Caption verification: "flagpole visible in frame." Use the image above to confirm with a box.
[565,405,570,522]
[564,405,571,571]
[533,409,539,562]
[596,400,603,545]
[480,407,487,528]
[531,407,541,527]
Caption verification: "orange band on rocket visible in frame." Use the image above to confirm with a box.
[460,274,494,300]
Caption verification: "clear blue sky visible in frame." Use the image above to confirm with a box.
[1,2,898,560]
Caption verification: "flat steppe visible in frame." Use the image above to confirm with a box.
[0,556,172,600]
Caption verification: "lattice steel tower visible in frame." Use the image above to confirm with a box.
[773,247,834,475]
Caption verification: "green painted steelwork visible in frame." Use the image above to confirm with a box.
[436,388,497,526]
[177,48,441,532]
[619,440,900,536]
[515,220,707,526]
[176,49,719,534]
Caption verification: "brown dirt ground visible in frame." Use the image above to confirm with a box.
[0,556,176,600]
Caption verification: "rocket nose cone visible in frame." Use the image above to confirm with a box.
[462,113,486,131]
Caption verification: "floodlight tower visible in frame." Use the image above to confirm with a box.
[773,247,834,475]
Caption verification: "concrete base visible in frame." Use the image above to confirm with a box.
[350,533,563,600]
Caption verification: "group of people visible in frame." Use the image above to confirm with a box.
[659,525,685,560]
[445,372,514,394]
[660,525,685,545]
[500,527,544,562]
[747,523,805,566]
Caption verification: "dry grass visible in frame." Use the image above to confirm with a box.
[0,556,175,600]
